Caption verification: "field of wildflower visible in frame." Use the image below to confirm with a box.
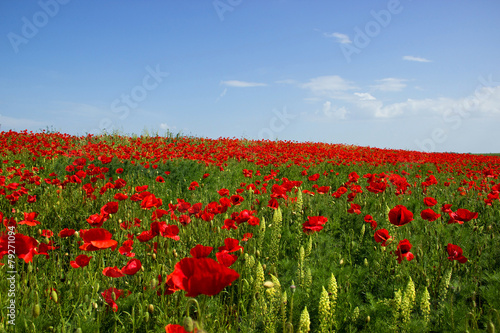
[0,130,499,332]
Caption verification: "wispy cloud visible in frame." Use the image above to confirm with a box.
[324,32,352,44]
[220,80,267,87]
[322,101,348,119]
[403,55,432,63]
[302,75,357,98]
[371,78,407,92]
[354,92,376,101]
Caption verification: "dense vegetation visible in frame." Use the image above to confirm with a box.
[1,130,499,332]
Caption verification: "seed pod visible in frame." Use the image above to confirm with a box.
[183,316,194,332]
[148,304,154,314]
[50,290,58,303]
[33,304,41,318]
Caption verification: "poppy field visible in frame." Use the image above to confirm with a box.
[1,130,500,332]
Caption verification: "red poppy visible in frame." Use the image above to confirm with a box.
[58,228,76,238]
[374,229,391,246]
[119,239,135,257]
[103,266,124,278]
[101,287,130,312]
[230,194,244,206]
[267,198,279,209]
[302,216,327,234]
[188,181,199,190]
[86,213,107,228]
[395,239,414,264]
[165,324,195,333]
[178,214,191,226]
[421,208,441,222]
[190,244,213,258]
[156,176,165,183]
[0,233,40,263]
[448,208,478,224]
[347,203,361,214]
[222,219,237,230]
[388,205,414,227]
[363,214,377,230]
[242,233,253,242]
[19,212,40,226]
[308,173,320,181]
[70,254,92,268]
[135,185,149,192]
[101,202,119,216]
[79,228,118,251]
[216,250,238,267]
[423,197,438,207]
[121,258,142,275]
[217,188,230,196]
[114,193,128,201]
[447,243,468,263]
[169,257,240,297]
[317,186,331,194]
[218,238,243,253]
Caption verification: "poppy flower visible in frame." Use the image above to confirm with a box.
[103,266,125,278]
[79,228,118,251]
[190,244,213,258]
[308,173,320,181]
[267,198,279,209]
[222,219,237,230]
[230,194,244,206]
[86,213,107,227]
[121,258,142,275]
[0,233,40,263]
[317,186,331,194]
[216,251,238,267]
[188,181,199,191]
[217,188,230,197]
[395,239,414,264]
[364,214,377,230]
[156,176,165,183]
[242,233,253,242]
[119,240,135,257]
[70,254,92,268]
[388,205,414,227]
[178,215,191,226]
[302,216,327,234]
[155,273,179,296]
[448,208,478,224]
[58,228,76,238]
[165,324,195,333]
[374,229,391,246]
[447,243,468,263]
[169,257,240,297]
[423,197,438,207]
[101,287,130,312]
[160,224,180,240]
[420,208,441,222]
[218,238,243,253]
[101,202,119,216]
[347,203,361,214]
[114,193,128,201]
[19,212,40,226]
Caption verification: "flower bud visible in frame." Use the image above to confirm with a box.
[183,316,194,332]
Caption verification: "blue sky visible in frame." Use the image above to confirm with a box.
[1,1,499,153]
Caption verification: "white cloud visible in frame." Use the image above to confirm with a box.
[354,92,376,100]
[324,32,352,44]
[220,80,267,87]
[371,78,407,92]
[302,75,357,98]
[403,55,432,63]
[322,101,348,119]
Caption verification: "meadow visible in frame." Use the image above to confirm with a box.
[0,130,499,332]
